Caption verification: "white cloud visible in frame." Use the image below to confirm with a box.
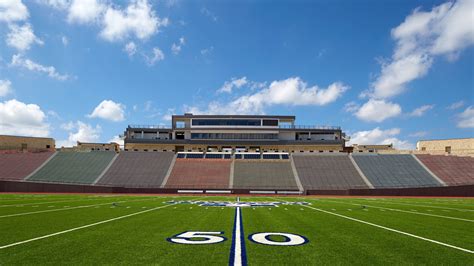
[100,0,168,42]
[57,121,101,147]
[10,54,71,81]
[171,36,185,55]
[371,53,432,99]
[36,0,70,10]
[187,77,348,115]
[88,99,125,122]
[366,0,474,99]
[409,131,428,138]
[408,104,434,117]
[144,47,164,65]
[217,77,248,93]
[343,101,360,112]
[162,108,175,121]
[67,0,105,24]
[447,100,464,110]
[61,35,68,46]
[6,23,43,51]
[123,41,137,56]
[0,0,29,23]
[355,99,402,122]
[108,135,124,147]
[430,0,474,55]
[200,46,214,56]
[0,80,12,97]
[456,106,474,128]
[0,99,50,137]
[200,7,217,22]
[348,127,414,150]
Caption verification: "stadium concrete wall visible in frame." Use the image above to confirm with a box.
[0,180,472,196]
[306,185,474,197]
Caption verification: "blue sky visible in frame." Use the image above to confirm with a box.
[0,0,473,148]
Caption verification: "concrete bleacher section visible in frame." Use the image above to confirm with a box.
[98,152,175,187]
[233,161,298,190]
[293,154,369,190]
[415,155,474,186]
[165,159,231,189]
[352,154,442,188]
[0,152,54,180]
[28,151,116,184]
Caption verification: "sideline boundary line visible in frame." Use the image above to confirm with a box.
[0,198,101,208]
[314,199,473,223]
[0,197,164,219]
[356,199,474,212]
[301,205,473,254]
[0,202,178,250]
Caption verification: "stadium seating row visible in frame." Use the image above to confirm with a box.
[0,151,472,190]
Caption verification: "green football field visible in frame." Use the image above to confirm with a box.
[0,193,472,265]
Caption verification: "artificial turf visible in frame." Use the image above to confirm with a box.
[0,194,472,265]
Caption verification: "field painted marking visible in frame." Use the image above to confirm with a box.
[302,205,474,254]
[0,196,77,202]
[374,199,474,209]
[229,207,247,266]
[0,203,119,218]
[0,198,163,219]
[0,202,178,250]
[356,199,474,212]
[315,199,474,223]
[0,198,105,208]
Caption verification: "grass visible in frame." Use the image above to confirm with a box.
[0,194,472,265]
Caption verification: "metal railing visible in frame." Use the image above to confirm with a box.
[128,124,341,130]
[279,125,341,130]
[128,125,171,129]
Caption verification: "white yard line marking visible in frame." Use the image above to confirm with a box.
[0,203,177,250]
[316,199,474,223]
[302,205,473,254]
[0,197,74,202]
[230,207,247,266]
[234,207,243,266]
[382,199,474,207]
[356,199,474,212]
[0,198,165,219]
[0,198,102,208]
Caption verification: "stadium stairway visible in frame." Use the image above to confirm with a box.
[232,161,299,190]
[415,154,474,186]
[27,151,116,184]
[292,154,370,190]
[352,154,442,188]
[97,152,175,187]
[164,158,231,189]
[0,151,55,181]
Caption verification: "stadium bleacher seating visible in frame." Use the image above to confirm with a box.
[262,154,281,159]
[28,151,116,184]
[186,153,204,159]
[97,152,174,187]
[165,159,231,189]
[205,153,224,159]
[293,154,369,189]
[415,154,474,186]
[233,161,298,190]
[0,152,54,180]
[352,154,442,188]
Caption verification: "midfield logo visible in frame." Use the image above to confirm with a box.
[165,200,310,207]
